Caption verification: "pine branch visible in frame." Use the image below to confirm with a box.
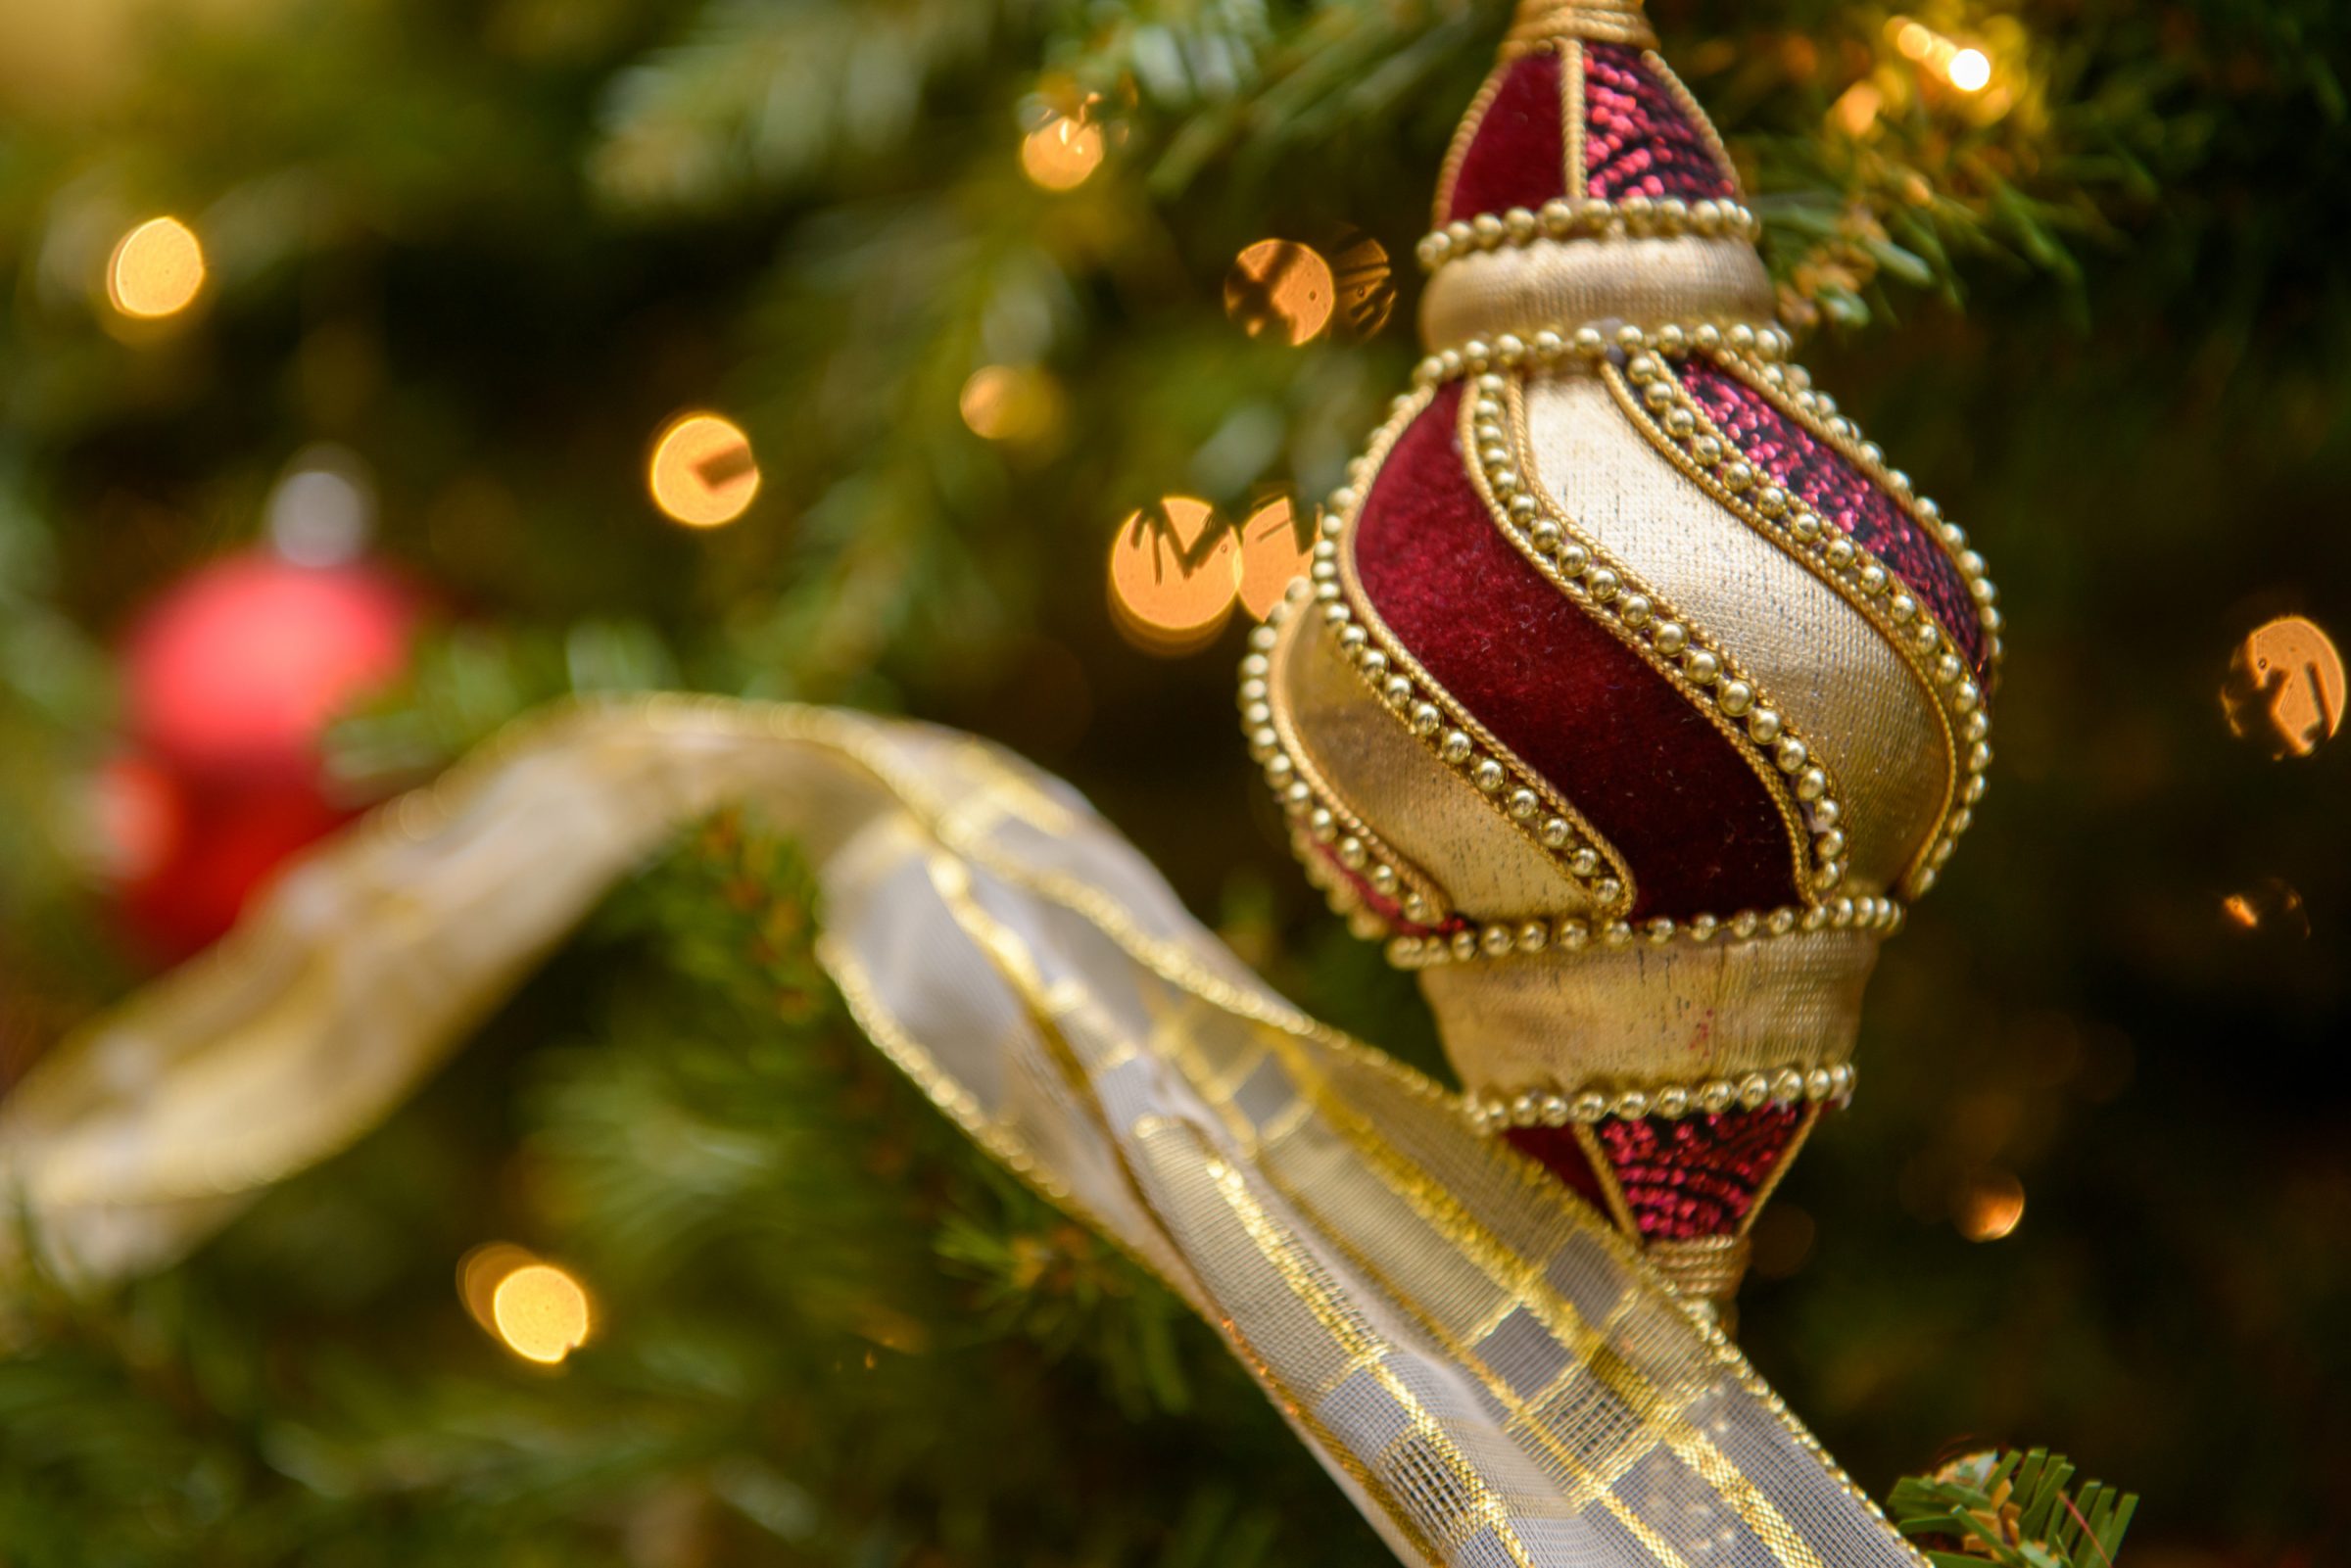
[1892,1449,2140,1568]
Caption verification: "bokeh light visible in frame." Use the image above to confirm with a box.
[1021,110,1103,191]
[1107,496,1237,655]
[1945,47,1992,92]
[460,1244,593,1365]
[266,445,376,568]
[2223,615,2343,758]
[648,411,760,528]
[106,215,206,320]
[1235,496,1312,621]
[1954,1170,2026,1242]
[1330,235,1396,339]
[2222,878,2310,939]
[959,364,1065,444]
[1224,240,1336,347]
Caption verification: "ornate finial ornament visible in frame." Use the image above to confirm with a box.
[1244,0,2002,1310]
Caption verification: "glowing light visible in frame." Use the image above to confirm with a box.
[1832,81,1883,136]
[266,445,375,567]
[1225,240,1336,347]
[2224,615,2343,757]
[959,364,1064,444]
[1945,47,1992,92]
[1330,235,1397,339]
[2222,878,2309,939]
[1893,20,1934,59]
[647,411,760,528]
[1954,1171,2025,1242]
[1021,111,1103,191]
[107,216,206,320]
[1235,496,1313,621]
[460,1245,595,1364]
[1107,496,1238,655]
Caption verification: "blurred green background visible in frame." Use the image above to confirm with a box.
[2,1,2346,1564]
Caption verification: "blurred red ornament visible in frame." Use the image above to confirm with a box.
[105,552,417,960]
[125,553,414,776]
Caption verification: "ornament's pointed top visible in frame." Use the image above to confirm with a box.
[1506,0,1656,52]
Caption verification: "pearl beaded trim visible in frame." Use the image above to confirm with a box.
[1606,344,1998,896]
[1240,601,1452,930]
[1465,371,1852,901]
[1385,893,1903,968]
[1415,195,1761,271]
[1310,390,1638,921]
[1411,318,1794,393]
[1465,1061,1857,1130]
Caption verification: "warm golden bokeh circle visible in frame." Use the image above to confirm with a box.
[1021,113,1103,191]
[490,1262,593,1364]
[1108,496,1237,654]
[648,411,760,528]
[1224,240,1336,347]
[1235,496,1313,621]
[2224,614,2344,757]
[107,215,206,320]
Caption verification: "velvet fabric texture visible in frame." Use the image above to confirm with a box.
[1581,43,1737,202]
[1444,54,1568,223]
[1681,360,1989,678]
[1352,384,1799,920]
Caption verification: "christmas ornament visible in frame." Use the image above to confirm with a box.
[110,549,416,956]
[1247,0,1999,1311]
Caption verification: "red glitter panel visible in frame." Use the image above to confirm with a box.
[1594,1105,1806,1240]
[1581,43,1737,203]
[1443,54,1570,223]
[1676,360,1989,679]
[1351,385,1798,920]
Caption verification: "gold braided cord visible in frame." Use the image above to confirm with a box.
[1507,0,1657,51]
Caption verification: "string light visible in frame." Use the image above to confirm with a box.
[1953,1170,2025,1242]
[959,364,1064,444]
[2223,615,2343,757]
[107,215,206,320]
[1021,109,1103,191]
[1235,496,1312,621]
[1224,240,1336,346]
[1107,496,1237,654]
[1945,47,1992,92]
[459,1243,594,1365]
[647,411,760,528]
[1886,17,1997,94]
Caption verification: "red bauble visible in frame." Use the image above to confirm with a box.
[107,552,417,960]
[124,554,415,776]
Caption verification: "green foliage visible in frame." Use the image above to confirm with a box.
[0,813,1382,1564]
[1892,1449,2138,1568]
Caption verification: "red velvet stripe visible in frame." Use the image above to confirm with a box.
[1581,43,1737,202]
[1351,385,1799,919]
[1444,54,1569,223]
[1678,360,1989,679]
[1503,1125,1609,1215]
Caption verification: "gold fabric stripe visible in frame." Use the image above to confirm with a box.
[1417,236,1772,356]
[1415,927,1879,1098]
[1278,609,1581,920]
[1524,370,1946,893]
